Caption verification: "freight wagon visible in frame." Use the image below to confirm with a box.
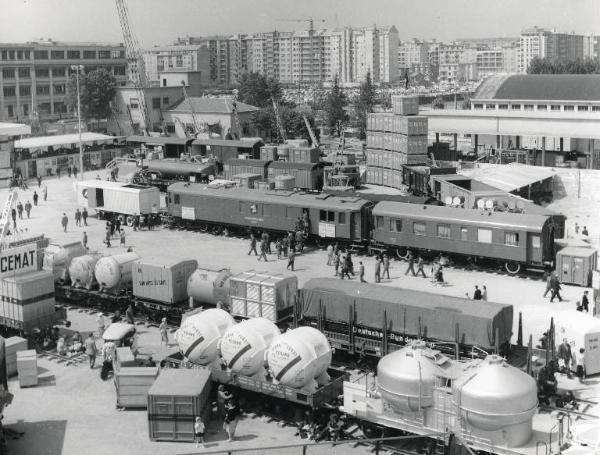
[224,158,271,180]
[132,159,217,191]
[267,162,324,191]
[295,278,513,357]
[191,138,263,163]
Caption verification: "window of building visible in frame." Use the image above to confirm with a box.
[592,106,600,112]
[3,87,16,97]
[374,215,384,230]
[152,98,161,109]
[129,98,139,109]
[563,105,574,111]
[1,51,7,60]
[174,194,180,204]
[36,85,50,95]
[413,222,426,236]
[111,50,122,59]
[338,213,346,224]
[7,105,14,117]
[162,97,169,105]
[319,210,335,223]
[477,228,492,243]
[53,84,66,94]
[523,104,534,111]
[460,227,468,241]
[166,123,175,134]
[485,104,495,110]
[504,232,519,246]
[498,104,508,110]
[51,50,64,59]
[437,224,451,238]
[23,104,29,116]
[54,102,66,113]
[83,50,96,59]
[19,85,31,96]
[511,104,521,110]
[16,51,24,60]
[113,66,126,76]
[35,67,50,77]
[8,51,15,60]
[550,105,561,111]
[2,68,15,79]
[67,50,81,59]
[176,55,183,67]
[472,104,484,110]
[390,219,402,232]
[34,50,48,59]
[537,104,547,111]
[578,105,589,112]
[98,50,111,59]
[52,67,66,77]
[18,68,30,78]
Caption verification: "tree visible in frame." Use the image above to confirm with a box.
[237,72,282,108]
[66,68,117,121]
[528,57,600,74]
[353,71,376,140]
[324,75,348,136]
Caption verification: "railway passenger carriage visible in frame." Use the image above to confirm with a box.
[371,202,555,273]
[166,183,372,244]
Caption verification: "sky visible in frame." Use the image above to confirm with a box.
[0,0,599,47]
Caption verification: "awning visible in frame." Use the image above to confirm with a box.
[460,163,556,193]
[126,135,191,146]
[14,132,119,150]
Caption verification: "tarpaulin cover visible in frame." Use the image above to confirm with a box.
[299,278,513,350]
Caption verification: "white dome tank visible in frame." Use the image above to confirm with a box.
[69,254,101,289]
[219,318,280,377]
[175,308,235,365]
[187,268,231,307]
[377,341,439,412]
[453,355,537,436]
[43,242,86,283]
[94,252,140,292]
[266,327,331,392]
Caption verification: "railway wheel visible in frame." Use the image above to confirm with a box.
[117,214,126,225]
[395,247,409,260]
[126,215,134,226]
[504,261,521,275]
[196,223,208,232]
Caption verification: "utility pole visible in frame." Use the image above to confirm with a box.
[71,65,85,181]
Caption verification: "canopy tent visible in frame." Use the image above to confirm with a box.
[14,133,121,152]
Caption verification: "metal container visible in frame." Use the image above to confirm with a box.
[132,257,198,304]
[69,254,102,289]
[147,369,212,442]
[397,116,428,136]
[260,146,278,161]
[274,174,296,190]
[224,158,270,179]
[255,180,275,191]
[556,247,597,286]
[267,327,332,392]
[174,308,235,365]
[17,349,37,387]
[42,241,86,283]
[219,318,280,377]
[288,147,320,164]
[0,271,55,326]
[187,267,231,307]
[277,145,290,160]
[453,355,537,446]
[232,173,263,189]
[285,139,309,148]
[391,95,419,116]
[268,162,323,190]
[94,252,140,293]
[115,366,159,409]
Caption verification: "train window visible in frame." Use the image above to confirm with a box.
[174,194,180,204]
[531,235,541,248]
[390,219,402,232]
[437,224,451,238]
[460,227,468,241]
[504,232,519,246]
[338,213,346,224]
[374,216,384,230]
[413,222,426,236]
[320,210,335,222]
[477,229,492,243]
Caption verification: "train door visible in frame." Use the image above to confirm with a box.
[28,160,37,178]
[96,188,105,207]
[351,213,361,240]
[527,233,541,263]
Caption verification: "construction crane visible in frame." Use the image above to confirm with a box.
[279,17,325,31]
[180,81,206,137]
[115,0,151,135]
[302,114,318,148]
[272,97,286,143]
[229,89,242,140]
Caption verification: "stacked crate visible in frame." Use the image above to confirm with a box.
[366,96,428,188]
[16,349,37,387]
[5,336,28,377]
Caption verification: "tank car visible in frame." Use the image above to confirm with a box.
[95,252,140,294]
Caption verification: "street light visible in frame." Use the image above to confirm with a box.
[71,65,85,181]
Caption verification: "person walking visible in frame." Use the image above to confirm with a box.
[416,256,427,278]
[405,251,416,276]
[105,228,112,248]
[333,252,340,277]
[73,166,78,179]
[347,252,355,276]
[61,213,68,232]
[543,271,553,298]
[223,399,240,442]
[67,166,72,178]
[120,229,126,247]
[374,257,381,283]
[482,285,488,301]
[42,186,47,202]
[10,208,16,229]
[24,200,31,219]
[577,348,586,383]
[473,285,482,300]
[248,233,258,256]
[382,254,390,280]
[582,290,590,312]
[82,208,88,226]
[96,313,105,337]
[56,167,61,179]
[550,275,563,302]
[33,190,39,206]
[16,201,23,219]
[339,256,351,280]
[582,226,589,236]
[114,217,121,234]
[84,333,97,369]
[194,416,205,448]
[275,238,282,259]
[326,244,334,265]
[558,338,573,377]
[132,214,139,231]
[159,317,169,345]
[359,261,367,283]
[295,230,304,253]
[82,231,88,249]
[125,304,135,325]
[258,239,268,262]
[75,208,82,227]
[287,249,295,271]
[37,175,42,187]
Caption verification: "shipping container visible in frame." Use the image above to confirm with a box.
[398,116,428,136]
[133,257,198,305]
[391,95,419,116]
[287,147,320,164]
[148,369,212,442]
[255,180,275,191]
[229,272,297,322]
[75,181,160,217]
[5,336,27,377]
[397,153,429,166]
[115,366,160,409]
[224,158,270,180]
[232,173,263,189]
[390,134,428,155]
[0,271,55,325]
[259,146,278,162]
[267,162,323,191]
[17,349,37,387]
[556,247,597,287]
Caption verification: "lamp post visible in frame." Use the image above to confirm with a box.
[71,65,84,180]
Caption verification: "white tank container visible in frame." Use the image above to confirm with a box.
[94,252,140,293]
[43,241,86,283]
[377,341,439,412]
[69,254,102,289]
[453,355,537,446]
[219,318,280,377]
[187,268,231,307]
[266,327,331,392]
[175,308,235,365]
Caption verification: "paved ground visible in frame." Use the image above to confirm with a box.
[1,170,600,455]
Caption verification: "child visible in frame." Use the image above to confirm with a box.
[194,416,205,448]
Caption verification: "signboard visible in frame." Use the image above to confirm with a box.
[181,206,195,220]
[0,245,38,278]
[318,222,336,238]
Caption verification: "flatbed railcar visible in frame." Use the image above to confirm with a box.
[132,160,217,191]
[295,278,513,358]
[166,183,372,245]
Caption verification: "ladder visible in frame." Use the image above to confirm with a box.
[0,190,19,250]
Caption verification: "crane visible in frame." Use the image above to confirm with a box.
[272,97,286,143]
[278,17,325,31]
[115,0,151,135]
[180,81,206,137]
[229,89,242,140]
[302,114,318,148]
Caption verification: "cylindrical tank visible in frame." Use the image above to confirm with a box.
[94,252,140,292]
[69,254,102,289]
[453,355,537,435]
[175,308,235,365]
[43,242,86,283]
[275,174,296,190]
[266,327,331,390]
[377,341,438,413]
[187,268,231,307]
[220,318,280,377]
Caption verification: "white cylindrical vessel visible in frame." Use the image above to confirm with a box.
[187,268,231,307]
[69,254,102,289]
[94,252,140,292]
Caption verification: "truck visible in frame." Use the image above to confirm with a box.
[75,180,160,225]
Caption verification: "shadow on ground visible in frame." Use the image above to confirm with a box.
[5,419,66,455]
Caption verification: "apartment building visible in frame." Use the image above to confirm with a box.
[143,44,211,85]
[519,27,585,72]
[398,39,429,71]
[0,40,126,122]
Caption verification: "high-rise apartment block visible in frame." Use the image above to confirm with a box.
[0,40,126,122]
[519,27,585,72]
